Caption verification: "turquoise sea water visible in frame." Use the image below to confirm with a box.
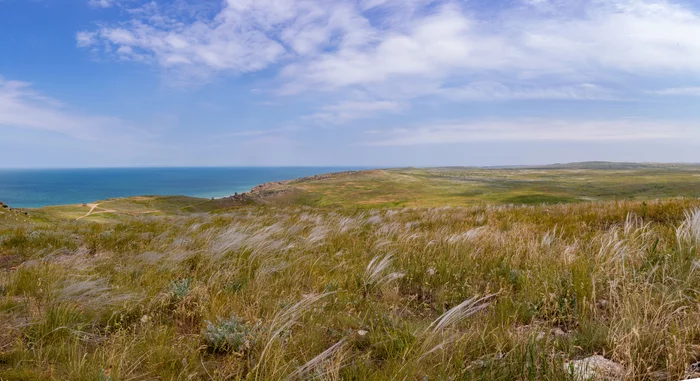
[0,167,360,208]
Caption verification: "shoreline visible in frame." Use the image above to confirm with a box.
[5,169,366,209]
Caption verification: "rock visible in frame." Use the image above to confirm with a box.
[689,361,700,372]
[552,327,569,338]
[649,370,671,381]
[469,352,505,369]
[684,361,700,379]
[564,355,624,380]
[354,329,371,348]
[221,192,254,204]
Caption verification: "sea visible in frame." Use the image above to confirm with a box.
[0,167,361,208]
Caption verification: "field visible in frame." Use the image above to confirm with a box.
[266,164,700,208]
[2,164,700,380]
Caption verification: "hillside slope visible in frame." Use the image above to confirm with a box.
[244,164,700,207]
[2,198,700,379]
[3,164,700,379]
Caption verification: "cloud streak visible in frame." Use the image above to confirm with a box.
[88,0,116,8]
[306,100,403,123]
[438,82,619,101]
[652,87,700,96]
[0,77,142,141]
[368,119,699,146]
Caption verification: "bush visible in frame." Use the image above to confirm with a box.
[168,278,193,301]
[203,315,257,354]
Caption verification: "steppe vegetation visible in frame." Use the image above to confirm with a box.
[274,164,700,207]
[2,165,700,380]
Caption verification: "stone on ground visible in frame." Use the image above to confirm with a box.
[564,355,624,380]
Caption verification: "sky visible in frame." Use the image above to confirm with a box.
[1,0,700,167]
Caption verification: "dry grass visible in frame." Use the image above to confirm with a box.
[1,198,700,379]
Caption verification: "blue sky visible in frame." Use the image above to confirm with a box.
[1,0,699,167]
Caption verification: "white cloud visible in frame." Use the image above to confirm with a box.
[0,77,140,141]
[652,87,700,96]
[218,125,302,138]
[88,0,119,8]
[77,0,377,80]
[76,31,97,47]
[78,0,700,97]
[439,82,618,101]
[516,1,700,75]
[368,119,698,146]
[74,0,700,144]
[306,100,403,123]
[285,5,506,90]
[286,0,700,94]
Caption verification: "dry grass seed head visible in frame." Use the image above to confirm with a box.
[364,255,404,291]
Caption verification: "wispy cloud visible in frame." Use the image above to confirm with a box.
[439,82,619,101]
[368,119,698,146]
[0,77,143,141]
[87,0,130,8]
[306,100,403,123]
[77,0,700,98]
[217,125,302,138]
[71,0,700,156]
[88,0,115,8]
[651,87,700,96]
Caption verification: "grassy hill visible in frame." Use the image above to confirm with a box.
[27,196,228,222]
[2,196,250,225]
[2,164,700,380]
[249,164,700,208]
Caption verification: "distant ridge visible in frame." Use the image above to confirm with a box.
[514,161,696,170]
[419,162,698,171]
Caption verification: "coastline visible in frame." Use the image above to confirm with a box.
[0,167,364,209]
[209,169,365,204]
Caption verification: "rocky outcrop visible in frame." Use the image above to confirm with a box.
[249,181,291,194]
[289,170,362,184]
[564,354,700,380]
[216,187,289,205]
[0,201,29,217]
[221,170,365,205]
[217,192,255,205]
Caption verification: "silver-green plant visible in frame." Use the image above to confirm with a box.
[203,315,257,354]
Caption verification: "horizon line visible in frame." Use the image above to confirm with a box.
[1,161,699,170]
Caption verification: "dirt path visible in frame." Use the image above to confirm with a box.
[76,203,100,220]
[76,203,116,220]
[76,203,157,220]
